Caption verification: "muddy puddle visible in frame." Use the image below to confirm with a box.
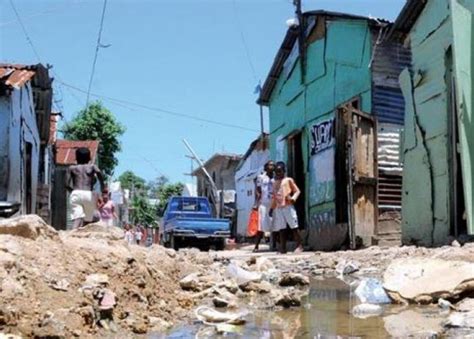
[155,278,446,338]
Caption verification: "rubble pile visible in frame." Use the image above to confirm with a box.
[0,215,201,337]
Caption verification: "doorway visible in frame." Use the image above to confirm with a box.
[337,104,378,248]
[287,132,306,229]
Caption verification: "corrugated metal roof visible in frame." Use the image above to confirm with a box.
[0,64,37,89]
[192,153,243,176]
[388,0,428,41]
[55,140,100,166]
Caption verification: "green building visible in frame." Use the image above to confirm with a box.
[391,0,474,246]
[258,11,410,250]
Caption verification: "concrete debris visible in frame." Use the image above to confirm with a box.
[240,280,273,294]
[179,273,202,291]
[213,296,232,308]
[279,273,310,287]
[383,258,474,304]
[351,303,383,319]
[383,310,444,338]
[335,260,360,275]
[445,311,474,329]
[274,288,306,308]
[456,298,474,312]
[195,306,247,325]
[0,215,58,240]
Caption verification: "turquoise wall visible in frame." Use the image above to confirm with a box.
[268,18,373,250]
[400,0,453,246]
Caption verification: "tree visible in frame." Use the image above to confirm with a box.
[119,171,147,195]
[131,195,157,226]
[63,101,125,177]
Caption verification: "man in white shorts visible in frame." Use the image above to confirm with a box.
[270,161,303,254]
[253,161,275,252]
[67,147,106,228]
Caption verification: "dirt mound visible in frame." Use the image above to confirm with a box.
[0,217,201,337]
[0,215,58,240]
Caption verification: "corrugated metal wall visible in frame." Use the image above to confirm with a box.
[372,31,411,211]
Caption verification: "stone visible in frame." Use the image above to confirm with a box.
[351,304,383,319]
[240,281,272,294]
[279,273,310,287]
[274,288,304,308]
[445,311,474,329]
[457,298,474,312]
[438,298,453,310]
[66,222,124,241]
[452,240,462,248]
[179,273,202,291]
[335,260,360,275]
[383,258,474,303]
[383,310,444,337]
[84,274,109,287]
[0,215,58,240]
[213,297,231,308]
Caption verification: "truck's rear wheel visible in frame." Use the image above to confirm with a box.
[215,239,226,251]
[170,235,180,250]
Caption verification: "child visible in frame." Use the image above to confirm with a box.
[66,147,106,229]
[270,161,303,254]
[98,191,117,227]
[124,224,134,245]
[135,225,143,245]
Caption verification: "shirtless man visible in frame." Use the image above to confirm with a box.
[66,147,106,228]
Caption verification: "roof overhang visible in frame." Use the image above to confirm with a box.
[388,0,428,41]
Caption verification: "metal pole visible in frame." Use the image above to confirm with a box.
[182,139,219,215]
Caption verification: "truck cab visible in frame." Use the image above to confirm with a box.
[161,196,230,250]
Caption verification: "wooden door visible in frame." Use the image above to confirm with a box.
[340,106,378,248]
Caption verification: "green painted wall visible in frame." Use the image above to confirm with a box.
[268,18,373,250]
[400,0,454,246]
[452,0,474,235]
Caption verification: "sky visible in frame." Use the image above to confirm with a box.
[0,0,405,184]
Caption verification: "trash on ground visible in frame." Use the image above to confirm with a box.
[355,278,391,304]
[195,306,247,325]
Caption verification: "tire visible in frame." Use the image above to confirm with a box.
[215,239,226,251]
[170,234,180,251]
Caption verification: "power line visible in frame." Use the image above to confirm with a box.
[86,0,109,106]
[231,0,258,83]
[9,0,42,63]
[59,81,259,133]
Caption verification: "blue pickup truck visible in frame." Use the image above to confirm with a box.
[160,196,230,250]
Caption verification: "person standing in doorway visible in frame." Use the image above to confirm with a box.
[270,161,303,254]
[67,147,106,229]
[253,161,275,252]
[98,191,117,227]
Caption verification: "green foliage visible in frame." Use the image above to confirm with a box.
[156,182,185,214]
[119,171,147,194]
[131,195,157,226]
[63,101,125,177]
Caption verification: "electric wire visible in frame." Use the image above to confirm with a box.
[59,81,258,133]
[86,0,108,106]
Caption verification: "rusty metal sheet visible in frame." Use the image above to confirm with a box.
[55,140,100,166]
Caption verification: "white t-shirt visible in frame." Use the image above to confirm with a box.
[256,173,274,205]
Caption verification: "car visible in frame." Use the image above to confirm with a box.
[160,196,230,250]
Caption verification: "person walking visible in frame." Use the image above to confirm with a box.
[253,161,275,252]
[98,191,117,227]
[66,147,106,229]
[270,161,303,254]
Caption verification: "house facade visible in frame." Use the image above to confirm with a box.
[192,153,242,234]
[0,64,53,218]
[234,134,270,238]
[258,11,410,250]
[391,0,474,246]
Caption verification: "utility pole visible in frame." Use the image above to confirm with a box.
[182,139,220,216]
[293,0,306,84]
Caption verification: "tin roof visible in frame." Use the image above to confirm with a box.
[55,140,100,166]
[0,63,53,144]
[388,0,427,40]
[257,10,390,106]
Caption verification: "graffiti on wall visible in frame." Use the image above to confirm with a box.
[309,118,336,206]
[309,208,335,230]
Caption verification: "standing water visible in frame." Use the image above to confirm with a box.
[159,278,444,338]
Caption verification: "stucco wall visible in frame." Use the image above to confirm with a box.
[268,18,373,250]
[0,97,10,201]
[400,0,453,246]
